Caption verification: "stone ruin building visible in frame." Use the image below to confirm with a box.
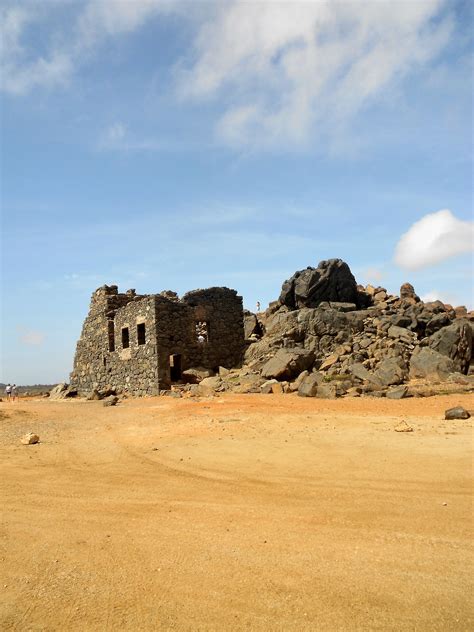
[70,284,245,396]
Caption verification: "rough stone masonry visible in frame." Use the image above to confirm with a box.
[70,285,245,396]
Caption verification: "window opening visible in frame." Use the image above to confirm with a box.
[196,321,209,343]
[169,354,182,381]
[108,320,115,352]
[121,327,130,349]
[137,323,146,345]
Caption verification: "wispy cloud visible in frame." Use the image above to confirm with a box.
[0,4,73,95]
[394,209,474,270]
[97,121,184,152]
[0,1,177,95]
[2,1,455,153]
[17,326,46,346]
[177,0,452,149]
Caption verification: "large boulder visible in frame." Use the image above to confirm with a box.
[49,383,77,400]
[297,373,322,397]
[198,376,223,395]
[279,259,360,309]
[261,348,314,381]
[445,406,470,420]
[182,367,214,384]
[400,282,420,303]
[409,348,455,380]
[349,363,382,387]
[425,313,451,337]
[427,319,472,374]
[373,357,408,387]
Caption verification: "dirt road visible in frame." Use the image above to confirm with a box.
[1,393,472,631]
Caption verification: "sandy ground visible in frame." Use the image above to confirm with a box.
[0,392,473,632]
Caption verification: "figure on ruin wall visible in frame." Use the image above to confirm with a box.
[70,284,245,396]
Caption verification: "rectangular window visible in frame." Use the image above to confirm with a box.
[196,321,209,343]
[137,322,146,345]
[108,320,115,352]
[121,327,130,349]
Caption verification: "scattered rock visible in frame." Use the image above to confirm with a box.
[160,390,182,398]
[198,376,223,395]
[261,348,314,381]
[182,367,214,384]
[350,363,382,387]
[271,382,284,394]
[427,319,472,374]
[298,373,322,397]
[386,385,409,399]
[21,433,40,445]
[260,379,279,394]
[102,395,119,407]
[87,389,102,400]
[444,406,470,420]
[374,357,408,387]
[409,348,455,380]
[49,383,77,400]
[400,282,420,303]
[394,420,413,433]
[316,382,340,399]
[319,354,339,371]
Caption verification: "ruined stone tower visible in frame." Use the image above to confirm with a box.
[70,284,245,395]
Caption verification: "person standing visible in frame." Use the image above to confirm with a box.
[256,301,261,313]
[11,384,18,402]
[5,384,12,401]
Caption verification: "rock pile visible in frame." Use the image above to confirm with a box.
[181,258,473,399]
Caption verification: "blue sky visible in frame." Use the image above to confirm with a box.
[1,0,473,384]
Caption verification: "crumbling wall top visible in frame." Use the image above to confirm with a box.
[182,287,240,304]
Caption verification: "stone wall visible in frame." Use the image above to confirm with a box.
[183,288,245,370]
[70,286,160,396]
[70,284,245,395]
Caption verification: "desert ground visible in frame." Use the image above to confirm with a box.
[1,393,473,631]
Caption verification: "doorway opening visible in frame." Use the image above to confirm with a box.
[169,354,182,382]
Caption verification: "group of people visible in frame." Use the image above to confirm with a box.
[4,384,18,402]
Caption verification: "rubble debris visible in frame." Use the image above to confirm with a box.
[102,395,119,407]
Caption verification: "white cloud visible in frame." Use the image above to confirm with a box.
[0,4,73,94]
[177,0,453,149]
[17,327,46,346]
[394,209,474,270]
[0,1,458,150]
[0,1,177,95]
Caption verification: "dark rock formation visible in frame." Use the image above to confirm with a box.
[400,282,420,303]
[279,259,360,309]
[427,319,472,374]
[409,348,455,380]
